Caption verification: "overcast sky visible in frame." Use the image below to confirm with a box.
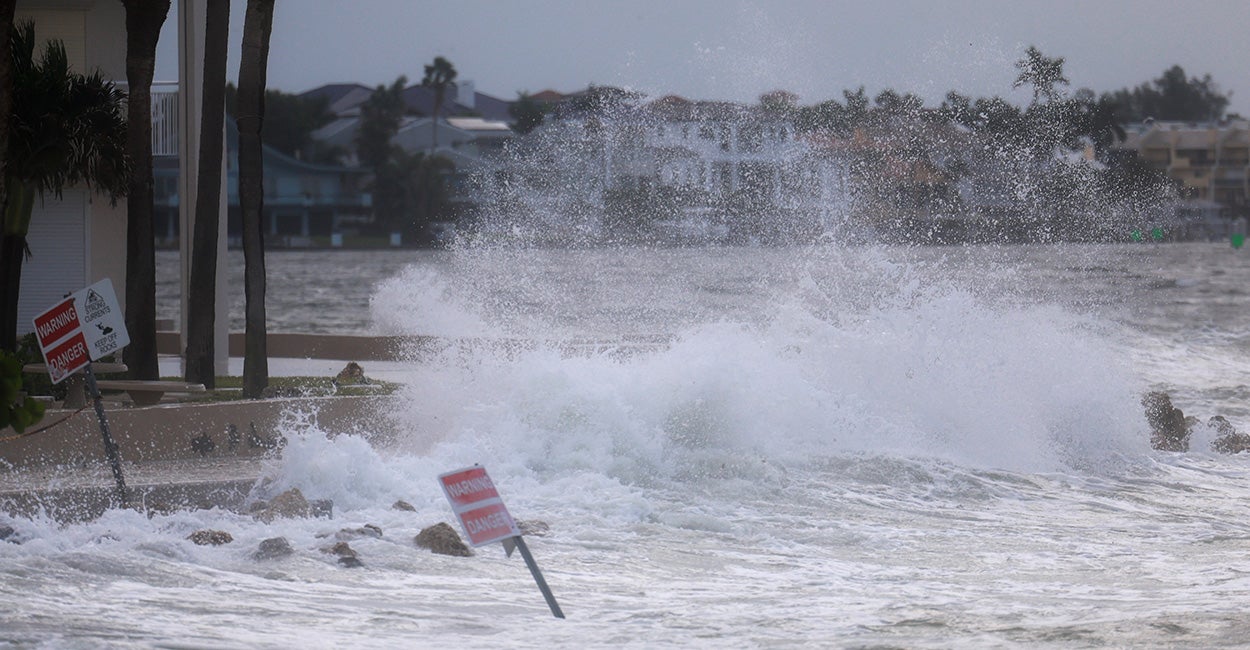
[156,0,1250,116]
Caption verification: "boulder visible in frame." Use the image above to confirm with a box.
[253,488,311,522]
[324,541,357,558]
[1143,391,1191,451]
[517,519,551,537]
[323,541,364,568]
[392,500,416,512]
[0,524,17,544]
[188,530,233,546]
[414,522,472,557]
[334,362,368,385]
[1211,416,1250,454]
[335,524,383,540]
[253,536,294,560]
[309,499,334,519]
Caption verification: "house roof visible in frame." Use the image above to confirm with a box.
[530,89,565,103]
[446,117,513,133]
[466,91,513,122]
[300,83,374,117]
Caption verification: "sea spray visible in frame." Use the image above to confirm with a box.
[375,255,1151,485]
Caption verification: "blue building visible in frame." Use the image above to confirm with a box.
[153,113,371,247]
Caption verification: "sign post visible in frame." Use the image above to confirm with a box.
[31,279,131,506]
[438,465,565,619]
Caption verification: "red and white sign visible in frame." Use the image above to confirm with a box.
[31,279,129,384]
[33,297,79,350]
[439,465,521,547]
[42,331,91,383]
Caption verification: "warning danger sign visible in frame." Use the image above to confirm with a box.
[438,466,521,547]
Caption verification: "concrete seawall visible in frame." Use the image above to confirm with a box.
[0,395,398,520]
[1,395,395,469]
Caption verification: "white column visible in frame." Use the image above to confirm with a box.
[177,0,229,377]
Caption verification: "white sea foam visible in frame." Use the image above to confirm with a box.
[6,244,1250,648]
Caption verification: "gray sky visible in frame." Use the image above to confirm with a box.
[156,0,1250,115]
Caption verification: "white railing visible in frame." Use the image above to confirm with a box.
[151,83,179,156]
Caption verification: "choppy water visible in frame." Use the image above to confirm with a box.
[5,241,1249,647]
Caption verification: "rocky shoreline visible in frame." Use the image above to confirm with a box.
[1143,391,1250,454]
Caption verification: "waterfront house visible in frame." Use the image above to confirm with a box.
[1118,120,1250,218]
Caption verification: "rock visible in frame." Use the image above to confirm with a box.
[253,536,294,560]
[1143,391,1191,451]
[254,488,310,523]
[414,522,472,557]
[334,362,368,385]
[392,500,416,512]
[336,524,383,540]
[324,541,357,558]
[338,555,364,568]
[1211,416,1250,454]
[322,541,364,568]
[309,499,334,519]
[0,524,17,544]
[188,530,233,546]
[517,520,551,537]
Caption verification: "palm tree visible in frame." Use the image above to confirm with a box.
[421,56,456,152]
[0,0,16,265]
[184,0,229,388]
[237,0,275,399]
[1013,46,1068,105]
[121,0,171,379]
[1,22,131,353]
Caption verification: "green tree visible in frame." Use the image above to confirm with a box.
[509,91,546,135]
[1013,46,1068,104]
[356,76,406,169]
[121,0,171,379]
[184,0,229,388]
[1,349,42,433]
[1105,65,1230,122]
[224,83,338,161]
[421,55,456,151]
[1,22,131,353]
[237,0,275,399]
[0,0,14,290]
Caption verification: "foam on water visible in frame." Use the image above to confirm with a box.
[6,244,1249,647]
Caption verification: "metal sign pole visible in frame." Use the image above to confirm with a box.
[513,535,564,619]
[83,364,127,507]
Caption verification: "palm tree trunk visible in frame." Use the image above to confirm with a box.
[121,0,171,380]
[184,0,229,388]
[237,0,274,398]
[0,0,17,352]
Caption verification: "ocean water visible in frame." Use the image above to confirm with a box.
[4,242,1250,648]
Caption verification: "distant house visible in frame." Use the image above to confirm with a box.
[302,80,516,216]
[153,116,371,246]
[1118,120,1250,215]
[300,79,513,122]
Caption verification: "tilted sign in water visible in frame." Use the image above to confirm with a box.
[30,278,131,506]
[438,465,565,618]
[32,278,129,383]
[439,465,523,546]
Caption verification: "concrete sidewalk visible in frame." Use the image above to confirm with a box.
[0,457,269,521]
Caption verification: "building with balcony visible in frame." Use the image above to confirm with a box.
[1119,120,1250,215]
[151,108,371,246]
